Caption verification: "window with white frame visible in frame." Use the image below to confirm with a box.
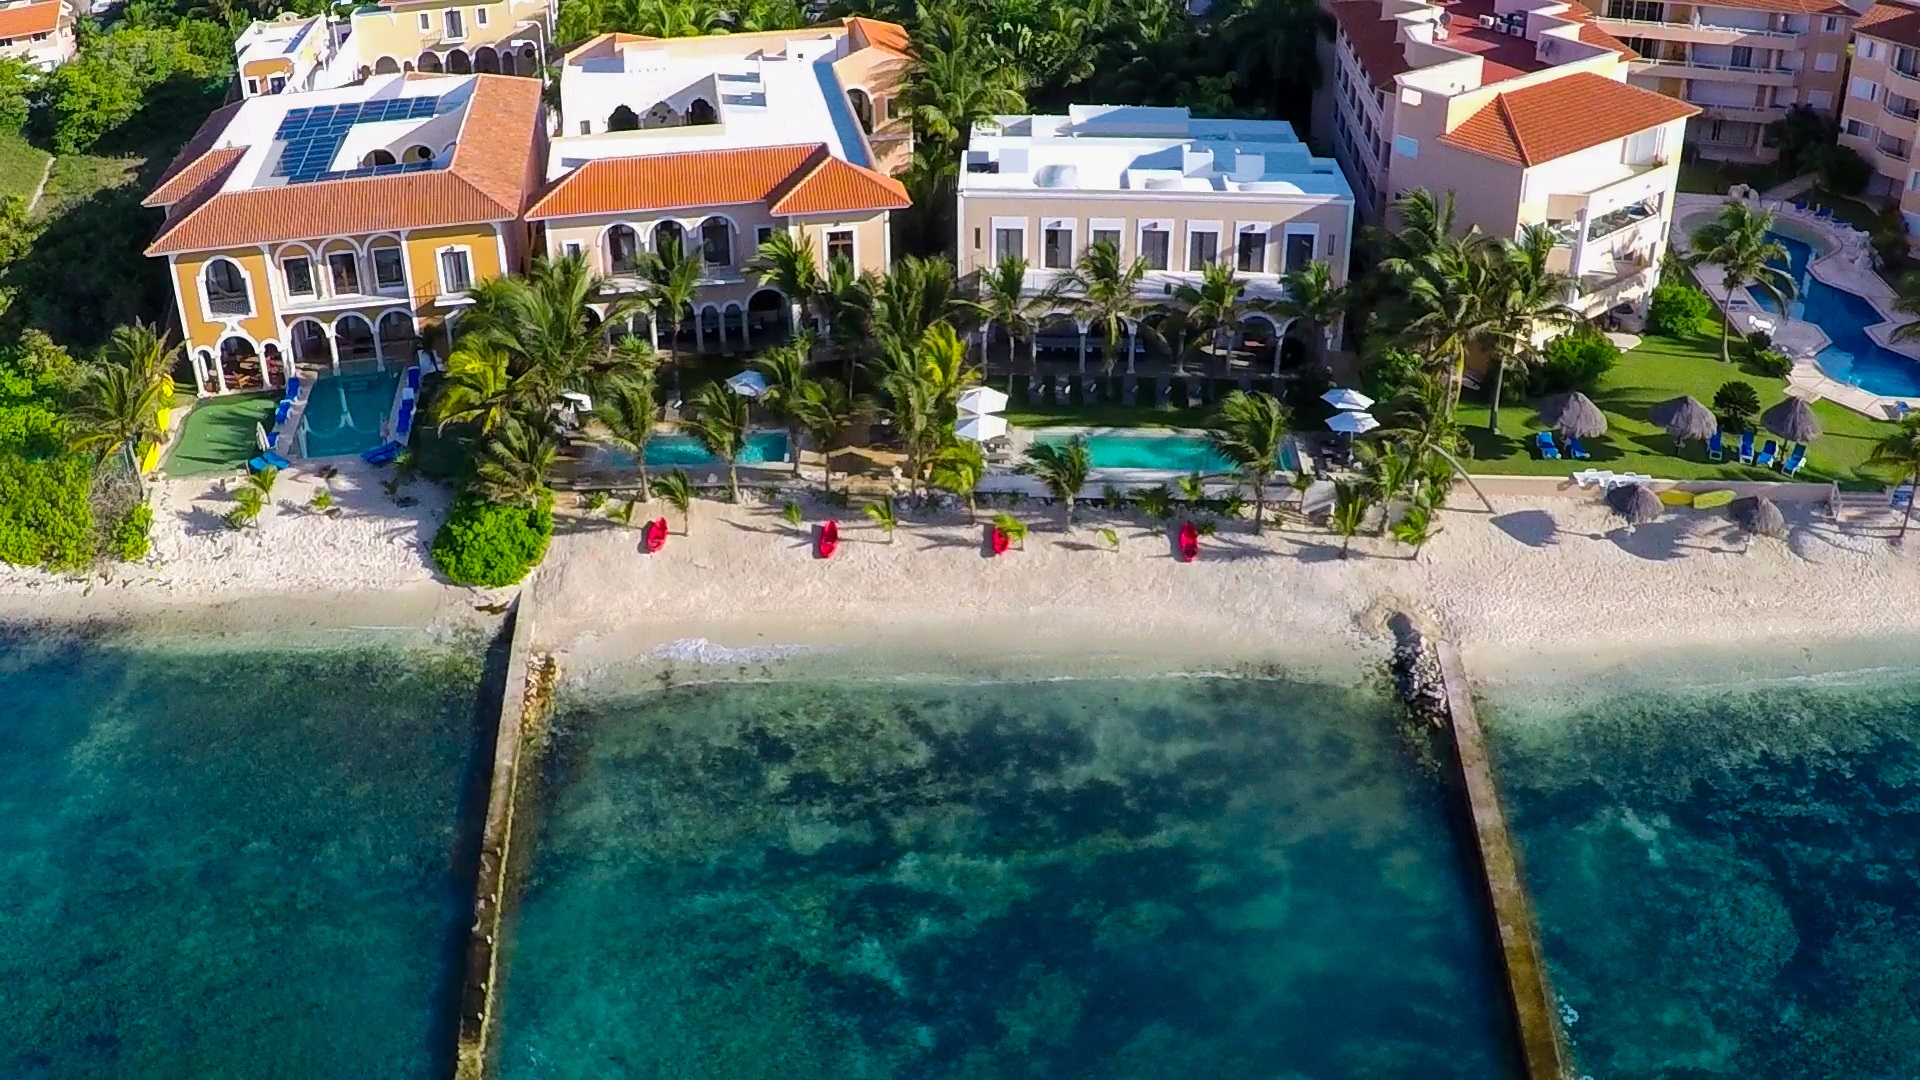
[282,255,314,297]
[826,229,854,264]
[1623,127,1661,165]
[1089,219,1122,255]
[1282,227,1317,274]
[1863,39,1880,60]
[204,258,249,315]
[1186,227,1220,270]
[700,218,731,266]
[246,78,259,95]
[445,9,465,38]
[994,225,1024,262]
[1139,223,1170,270]
[1847,118,1877,138]
[327,251,360,294]
[1042,221,1073,269]
[1816,52,1839,72]
[418,12,430,30]
[1822,15,1840,32]
[1852,77,1880,101]
[1236,228,1267,273]
[372,244,406,290]
[439,248,473,293]
[563,241,583,261]
[476,6,488,25]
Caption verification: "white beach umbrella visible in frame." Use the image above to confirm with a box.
[957,386,1009,416]
[1325,410,1379,435]
[724,370,768,398]
[955,413,1009,443]
[1321,387,1375,412]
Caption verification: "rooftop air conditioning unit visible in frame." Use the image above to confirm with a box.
[1434,25,1449,39]
[1478,14,1496,27]
[1506,23,1526,36]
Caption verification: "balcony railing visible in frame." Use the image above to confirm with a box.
[1598,14,1802,39]
[208,294,250,316]
[1878,136,1913,158]
[1885,100,1920,122]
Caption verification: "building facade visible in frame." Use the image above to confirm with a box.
[235,0,552,100]
[144,74,546,395]
[1593,0,1871,159]
[0,0,75,71]
[956,105,1356,363]
[1838,2,1920,228]
[528,21,912,353]
[1321,0,1696,317]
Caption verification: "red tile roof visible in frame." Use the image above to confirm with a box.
[1332,0,1629,89]
[146,76,544,255]
[0,0,63,38]
[1440,71,1698,166]
[1685,0,1850,13]
[1859,2,1920,45]
[840,16,912,56]
[527,143,907,220]
[146,100,247,207]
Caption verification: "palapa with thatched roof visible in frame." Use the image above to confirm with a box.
[1649,396,1717,445]
[1762,396,1822,444]
[1731,495,1787,542]
[1540,392,1608,439]
[1607,483,1662,528]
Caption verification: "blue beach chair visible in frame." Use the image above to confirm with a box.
[1739,431,1755,464]
[1781,444,1806,476]
[362,440,402,465]
[406,366,422,392]
[1707,431,1724,462]
[395,399,415,438]
[247,451,290,474]
[1534,431,1561,460]
[285,376,301,400]
[273,399,292,426]
[1568,437,1591,460]
[1756,439,1778,467]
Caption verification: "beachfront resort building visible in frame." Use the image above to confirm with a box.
[143,73,546,395]
[526,21,913,353]
[1321,0,1697,317]
[1837,3,1920,227]
[0,0,76,70]
[234,0,553,100]
[1591,0,1870,160]
[955,105,1357,363]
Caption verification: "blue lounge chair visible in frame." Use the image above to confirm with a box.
[1895,483,1914,510]
[1186,380,1203,408]
[1756,439,1778,467]
[1156,376,1172,406]
[1707,431,1724,462]
[1026,374,1041,402]
[1534,431,1561,460]
[406,366,422,392]
[285,376,301,400]
[247,451,291,474]
[1738,431,1755,464]
[395,399,415,437]
[1082,375,1100,402]
[362,440,402,465]
[1781,444,1806,476]
[1568,436,1591,460]
[1792,198,1808,212]
[1053,375,1072,405]
[274,399,292,425]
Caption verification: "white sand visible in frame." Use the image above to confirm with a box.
[8,469,1920,680]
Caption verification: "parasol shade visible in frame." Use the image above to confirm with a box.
[955,413,1008,442]
[1325,410,1380,434]
[957,386,1009,415]
[1761,396,1821,443]
[1607,482,1662,526]
[1321,387,1375,411]
[1649,395,1717,442]
[1540,391,1608,438]
[1731,495,1787,539]
[724,371,768,397]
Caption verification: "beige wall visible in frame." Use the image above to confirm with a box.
[831,46,913,176]
[0,22,74,70]
[347,0,546,69]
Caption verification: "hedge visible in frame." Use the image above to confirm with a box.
[430,491,553,587]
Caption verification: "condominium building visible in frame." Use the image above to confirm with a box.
[1593,0,1870,159]
[144,74,546,395]
[234,0,552,99]
[1838,2,1920,226]
[955,105,1356,361]
[0,0,76,71]
[526,21,912,353]
[1321,0,1697,316]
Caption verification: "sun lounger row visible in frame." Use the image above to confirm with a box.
[247,450,290,473]
[1020,374,1275,408]
[1715,431,1805,475]
[1534,431,1590,460]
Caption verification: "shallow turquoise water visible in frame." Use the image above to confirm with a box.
[304,372,398,457]
[498,674,1518,1078]
[0,629,487,1077]
[1485,671,1920,1077]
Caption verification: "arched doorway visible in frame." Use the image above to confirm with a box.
[262,343,285,387]
[194,349,215,394]
[416,51,443,73]
[291,319,330,368]
[446,49,471,74]
[721,303,745,350]
[1034,313,1080,371]
[378,311,416,363]
[607,105,639,132]
[652,221,685,261]
[698,216,730,266]
[746,288,789,348]
[687,97,716,125]
[698,306,722,352]
[361,148,397,167]
[334,315,376,371]
[473,46,499,73]
[373,55,400,74]
[1279,318,1316,373]
[499,50,517,76]
[1239,313,1280,374]
[607,224,640,274]
[847,88,873,134]
[219,336,262,391]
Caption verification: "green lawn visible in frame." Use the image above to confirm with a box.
[1677,159,1787,196]
[1802,187,1887,232]
[164,393,278,479]
[0,132,49,204]
[1455,328,1900,488]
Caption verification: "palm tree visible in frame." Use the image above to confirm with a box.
[1331,480,1372,559]
[459,254,645,407]
[651,468,693,534]
[1066,239,1151,374]
[863,496,900,542]
[645,237,705,394]
[869,255,973,355]
[682,381,750,502]
[1869,416,1920,541]
[928,438,986,522]
[475,417,558,507]
[872,322,980,494]
[793,378,861,496]
[1206,390,1290,533]
[907,21,1026,156]
[972,254,1064,378]
[747,229,822,338]
[66,360,172,491]
[102,320,180,391]
[1391,503,1441,559]
[1271,260,1347,374]
[1019,436,1092,529]
[1172,261,1249,377]
[435,339,520,435]
[752,334,815,477]
[820,256,875,392]
[1689,202,1795,364]
[1891,272,1920,344]
[1396,240,1500,412]
[1376,374,1495,513]
[1481,225,1579,432]
[595,377,658,495]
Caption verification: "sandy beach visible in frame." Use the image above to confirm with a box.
[11,463,1920,680]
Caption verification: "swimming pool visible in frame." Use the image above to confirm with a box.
[302,372,398,458]
[1037,433,1299,474]
[602,431,790,469]
[1750,232,1920,397]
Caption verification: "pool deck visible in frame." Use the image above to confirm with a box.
[1676,193,1920,421]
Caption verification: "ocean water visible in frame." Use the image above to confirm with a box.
[0,627,491,1077]
[1484,666,1920,1077]
[497,673,1519,1078]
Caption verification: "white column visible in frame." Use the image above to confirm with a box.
[373,330,385,373]
[328,331,340,375]
[1077,329,1088,373]
[1570,208,1591,280]
[1126,326,1138,375]
[214,350,229,395]
[196,352,213,396]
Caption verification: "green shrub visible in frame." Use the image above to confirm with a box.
[1647,284,1712,337]
[0,454,94,569]
[1713,380,1762,433]
[1812,144,1872,197]
[1530,325,1620,395]
[1360,345,1425,403]
[1748,350,1794,378]
[108,503,151,562]
[431,491,554,587]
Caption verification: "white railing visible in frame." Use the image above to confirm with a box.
[1639,56,1795,75]
[1598,15,1801,40]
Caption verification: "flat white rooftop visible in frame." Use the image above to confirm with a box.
[213,74,478,193]
[551,32,869,180]
[960,105,1353,200]
[234,14,324,66]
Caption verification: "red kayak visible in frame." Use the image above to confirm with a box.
[990,527,1009,556]
[818,519,839,559]
[1178,521,1199,562]
[644,517,668,553]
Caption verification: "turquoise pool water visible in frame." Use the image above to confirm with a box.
[497,674,1519,1077]
[604,431,790,469]
[1750,232,1920,397]
[1037,434,1299,473]
[1486,664,1920,1077]
[303,372,399,458]
[0,628,488,1076]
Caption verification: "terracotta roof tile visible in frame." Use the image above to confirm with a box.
[1440,72,1698,166]
[769,154,909,215]
[1332,0,1630,88]
[840,16,912,56]
[0,0,63,38]
[146,75,544,255]
[526,143,891,220]
[1859,1,1920,45]
[1681,0,1849,13]
[146,100,248,207]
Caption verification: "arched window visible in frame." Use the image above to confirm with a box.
[373,55,401,74]
[446,49,471,74]
[417,51,443,73]
[474,46,500,74]
[290,319,330,364]
[699,217,730,267]
[607,105,640,132]
[847,88,873,135]
[652,221,685,261]
[204,258,249,316]
[378,311,416,355]
[402,144,433,164]
[687,97,716,125]
[334,315,376,363]
[607,225,640,274]
[362,148,397,168]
